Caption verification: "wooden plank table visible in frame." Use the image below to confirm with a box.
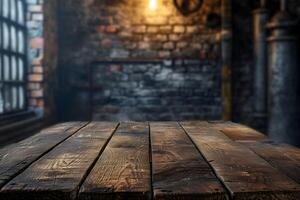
[0,121,299,200]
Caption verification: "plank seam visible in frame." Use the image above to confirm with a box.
[148,122,154,200]
[178,122,232,200]
[75,122,120,200]
[0,121,90,190]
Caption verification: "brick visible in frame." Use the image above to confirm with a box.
[101,39,112,48]
[133,25,146,33]
[177,42,188,48]
[145,16,168,25]
[186,26,198,33]
[32,13,43,21]
[158,51,171,58]
[36,99,44,107]
[110,65,123,72]
[31,57,43,65]
[163,42,174,50]
[28,74,43,82]
[28,5,43,12]
[141,50,158,58]
[119,31,132,38]
[192,43,202,49]
[169,17,183,25]
[27,21,40,29]
[33,66,43,73]
[96,25,106,33]
[151,42,163,50]
[101,106,120,114]
[125,42,137,50]
[139,42,150,49]
[31,89,43,98]
[27,83,41,90]
[159,26,172,33]
[174,26,185,33]
[154,34,167,42]
[147,26,159,33]
[110,49,129,58]
[30,37,44,49]
[106,25,119,33]
[169,34,181,41]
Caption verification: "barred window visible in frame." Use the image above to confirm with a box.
[0,0,27,115]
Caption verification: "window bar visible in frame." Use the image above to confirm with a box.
[15,0,20,110]
[0,0,3,114]
[23,0,28,111]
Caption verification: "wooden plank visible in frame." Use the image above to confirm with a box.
[0,122,87,188]
[79,122,151,200]
[273,143,300,167]
[181,121,300,200]
[150,122,226,200]
[236,141,300,185]
[0,122,118,200]
[216,122,300,184]
[208,121,268,142]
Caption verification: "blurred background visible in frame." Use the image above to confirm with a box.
[0,0,299,146]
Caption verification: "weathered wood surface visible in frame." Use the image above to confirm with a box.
[216,121,300,184]
[0,122,87,188]
[208,121,268,142]
[79,122,151,200]
[181,121,300,200]
[0,121,299,200]
[150,122,226,200]
[0,122,118,200]
[239,141,300,185]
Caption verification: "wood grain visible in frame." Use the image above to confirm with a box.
[181,121,300,200]
[215,121,300,184]
[79,122,151,200]
[0,122,87,188]
[237,141,300,185]
[150,122,226,200]
[0,122,118,200]
[208,121,268,142]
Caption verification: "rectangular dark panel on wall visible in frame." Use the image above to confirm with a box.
[89,60,222,121]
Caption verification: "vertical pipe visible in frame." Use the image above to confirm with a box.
[221,0,232,121]
[280,0,287,11]
[44,0,59,124]
[267,0,300,145]
[253,0,268,116]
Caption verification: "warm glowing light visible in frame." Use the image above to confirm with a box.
[149,0,157,10]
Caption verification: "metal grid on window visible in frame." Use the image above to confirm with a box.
[0,0,27,115]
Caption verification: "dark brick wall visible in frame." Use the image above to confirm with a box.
[92,0,221,59]
[57,0,223,121]
[92,60,221,121]
[40,0,300,127]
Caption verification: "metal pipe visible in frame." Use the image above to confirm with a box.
[267,1,300,146]
[253,0,269,116]
[261,0,267,8]
[280,0,287,11]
